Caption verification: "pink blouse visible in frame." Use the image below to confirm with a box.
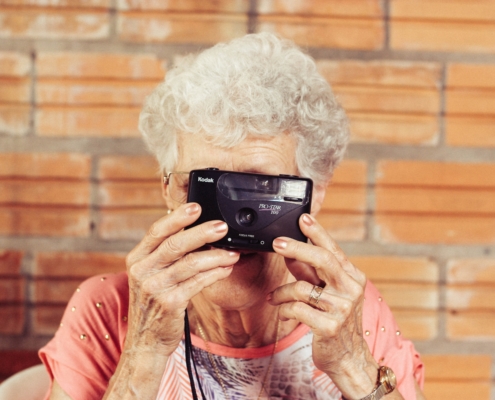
[39,272,424,399]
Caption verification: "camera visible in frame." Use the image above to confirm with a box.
[186,168,313,251]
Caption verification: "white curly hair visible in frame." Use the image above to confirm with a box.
[139,32,349,187]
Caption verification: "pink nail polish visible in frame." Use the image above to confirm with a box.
[273,238,288,249]
[213,221,228,232]
[185,203,199,215]
[302,214,313,226]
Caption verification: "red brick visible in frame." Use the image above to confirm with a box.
[348,112,439,145]
[0,153,91,179]
[376,161,495,188]
[257,15,384,50]
[1,0,111,7]
[36,79,157,106]
[321,186,366,213]
[31,280,81,304]
[423,354,491,380]
[317,61,441,146]
[32,305,65,335]
[316,213,366,242]
[35,107,141,137]
[118,0,249,12]
[0,278,24,302]
[0,250,23,275]
[0,305,24,334]
[446,89,495,116]
[0,179,90,206]
[317,60,442,88]
[257,0,383,18]
[447,258,495,284]
[318,160,367,241]
[373,282,438,310]
[34,252,126,277]
[0,78,31,103]
[375,187,495,215]
[331,160,367,185]
[0,206,90,237]
[98,208,164,240]
[446,287,495,311]
[118,12,248,44]
[374,214,495,245]
[446,116,495,148]
[445,64,495,148]
[351,256,439,283]
[391,0,495,22]
[0,9,110,40]
[98,181,163,207]
[333,85,440,114]
[325,163,367,201]
[0,104,30,135]
[0,52,30,77]
[392,310,438,340]
[97,155,159,180]
[447,311,495,340]
[447,64,495,89]
[37,52,166,79]
[424,381,491,400]
[390,20,495,53]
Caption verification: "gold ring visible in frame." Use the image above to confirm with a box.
[308,285,324,305]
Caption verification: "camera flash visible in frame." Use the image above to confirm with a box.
[281,180,307,200]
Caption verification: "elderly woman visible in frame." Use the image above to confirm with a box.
[39,33,424,400]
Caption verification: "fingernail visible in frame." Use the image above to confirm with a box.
[213,221,228,233]
[228,251,239,257]
[302,214,313,226]
[185,203,199,215]
[273,238,288,249]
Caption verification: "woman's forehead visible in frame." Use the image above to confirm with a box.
[176,133,298,175]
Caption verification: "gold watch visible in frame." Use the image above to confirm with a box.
[342,366,397,400]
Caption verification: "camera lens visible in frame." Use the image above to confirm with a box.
[236,208,257,227]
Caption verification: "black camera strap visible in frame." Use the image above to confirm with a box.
[184,309,206,400]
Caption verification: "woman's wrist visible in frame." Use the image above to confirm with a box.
[325,357,379,400]
[104,347,170,400]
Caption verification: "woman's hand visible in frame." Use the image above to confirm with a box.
[125,202,240,355]
[104,203,239,399]
[268,213,385,400]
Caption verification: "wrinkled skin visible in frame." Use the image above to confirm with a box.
[269,214,379,397]
[49,133,424,399]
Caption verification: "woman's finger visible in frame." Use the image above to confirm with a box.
[273,236,349,289]
[284,258,324,287]
[277,301,340,337]
[268,281,351,315]
[144,219,230,268]
[136,248,240,292]
[298,214,366,285]
[127,203,202,266]
[166,265,235,306]
[274,215,366,287]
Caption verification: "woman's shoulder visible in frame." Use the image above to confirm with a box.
[77,272,129,303]
[71,271,130,344]
[38,272,130,399]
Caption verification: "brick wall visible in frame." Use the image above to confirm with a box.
[0,1,494,398]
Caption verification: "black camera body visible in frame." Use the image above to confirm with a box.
[186,168,313,252]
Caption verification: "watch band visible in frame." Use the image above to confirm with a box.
[341,366,396,400]
[360,383,388,400]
